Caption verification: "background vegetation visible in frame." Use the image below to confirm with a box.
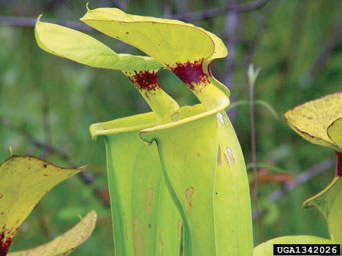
[0,0,341,254]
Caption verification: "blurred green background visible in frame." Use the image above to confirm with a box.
[0,0,341,255]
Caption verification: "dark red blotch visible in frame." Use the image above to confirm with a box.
[128,71,159,91]
[336,151,342,176]
[0,232,12,256]
[169,59,209,90]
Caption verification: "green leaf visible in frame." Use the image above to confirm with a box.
[254,236,334,256]
[284,92,342,151]
[8,211,97,256]
[303,176,342,242]
[228,100,279,120]
[255,100,279,120]
[35,17,162,72]
[0,155,85,255]
[80,7,225,66]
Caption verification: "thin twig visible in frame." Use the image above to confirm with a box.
[249,67,264,242]
[35,204,52,240]
[41,94,52,159]
[302,24,342,87]
[242,0,282,92]
[0,0,269,30]
[223,0,238,122]
[253,157,335,220]
[0,16,93,31]
[0,116,110,207]
[166,0,268,21]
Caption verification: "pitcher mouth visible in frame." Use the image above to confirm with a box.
[90,102,216,139]
[140,95,229,143]
[90,111,158,139]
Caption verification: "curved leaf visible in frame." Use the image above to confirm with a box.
[284,92,342,151]
[35,17,162,72]
[0,156,85,255]
[228,100,279,120]
[8,211,97,256]
[35,18,179,121]
[303,176,342,242]
[80,7,230,108]
[254,236,334,256]
[81,7,222,65]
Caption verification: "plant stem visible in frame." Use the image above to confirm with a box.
[249,75,264,242]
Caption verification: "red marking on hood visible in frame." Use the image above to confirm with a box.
[207,62,213,77]
[337,151,342,176]
[0,233,12,256]
[128,71,160,91]
[169,59,209,90]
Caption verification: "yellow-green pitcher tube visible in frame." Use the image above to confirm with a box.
[90,113,181,256]
[141,103,253,256]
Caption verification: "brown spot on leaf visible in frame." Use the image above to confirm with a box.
[185,187,194,210]
[133,219,144,256]
[0,194,3,199]
[217,145,222,166]
[145,188,153,216]
[127,71,160,91]
[43,163,47,168]
[125,31,129,35]
[169,59,209,90]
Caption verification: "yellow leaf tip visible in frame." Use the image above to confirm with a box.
[77,164,88,171]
